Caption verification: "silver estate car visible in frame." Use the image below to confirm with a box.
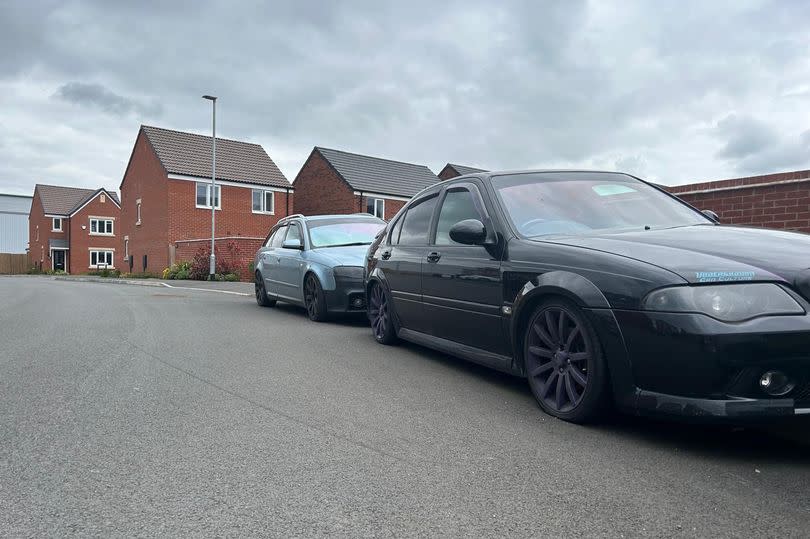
[254,213,386,321]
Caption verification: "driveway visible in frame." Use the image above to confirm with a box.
[1,277,808,536]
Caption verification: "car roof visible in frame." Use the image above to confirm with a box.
[410,169,638,199]
[274,213,384,226]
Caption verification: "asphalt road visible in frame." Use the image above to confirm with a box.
[2,277,809,537]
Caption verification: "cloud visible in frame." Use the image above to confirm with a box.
[53,82,162,117]
[1,0,810,194]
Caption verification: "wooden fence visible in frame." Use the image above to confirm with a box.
[0,253,28,274]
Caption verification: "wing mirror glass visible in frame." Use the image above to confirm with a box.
[282,238,303,250]
[702,209,720,223]
[449,219,488,245]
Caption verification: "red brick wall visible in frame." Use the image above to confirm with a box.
[359,195,405,220]
[293,151,358,216]
[668,170,810,233]
[120,130,170,273]
[27,190,68,271]
[68,193,122,273]
[166,179,291,243]
[174,238,263,280]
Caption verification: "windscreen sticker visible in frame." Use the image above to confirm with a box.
[696,271,755,282]
[592,184,637,196]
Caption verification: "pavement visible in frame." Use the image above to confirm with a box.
[1,276,809,537]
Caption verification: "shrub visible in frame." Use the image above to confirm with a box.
[223,273,239,282]
[163,261,192,280]
[188,245,240,280]
[27,266,45,275]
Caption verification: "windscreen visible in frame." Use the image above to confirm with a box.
[492,172,710,237]
[308,219,386,248]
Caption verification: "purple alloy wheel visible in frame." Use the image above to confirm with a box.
[369,285,388,340]
[526,307,590,413]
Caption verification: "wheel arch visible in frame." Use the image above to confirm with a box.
[509,271,609,374]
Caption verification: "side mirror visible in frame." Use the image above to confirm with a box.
[702,209,720,223]
[282,238,303,250]
[449,219,488,245]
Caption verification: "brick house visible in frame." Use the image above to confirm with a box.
[293,147,439,220]
[119,125,293,276]
[667,169,810,233]
[437,163,488,181]
[28,184,121,273]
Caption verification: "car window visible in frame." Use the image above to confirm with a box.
[388,215,404,245]
[270,226,287,247]
[435,188,484,245]
[398,194,438,245]
[285,223,302,244]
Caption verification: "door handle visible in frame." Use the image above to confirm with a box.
[381,250,392,260]
[426,252,441,263]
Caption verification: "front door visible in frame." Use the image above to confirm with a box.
[380,193,439,334]
[52,250,66,272]
[421,184,506,355]
[275,223,305,303]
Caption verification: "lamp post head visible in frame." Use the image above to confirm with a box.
[202,95,217,101]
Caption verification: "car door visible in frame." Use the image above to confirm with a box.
[421,182,507,355]
[259,225,286,296]
[274,222,305,303]
[378,192,439,334]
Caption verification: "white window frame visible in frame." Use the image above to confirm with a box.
[89,249,115,269]
[52,217,62,232]
[89,218,114,236]
[367,197,385,219]
[36,225,40,241]
[252,189,275,214]
[136,199,142,226]
[196,182,221,210]
[124,236,129,261]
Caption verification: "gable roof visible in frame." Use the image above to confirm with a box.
[35,184,120,216]
[141,125,290,188]
[312,147,439,198]
[443,163,488,176]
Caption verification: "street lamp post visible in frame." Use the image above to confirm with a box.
[202,95,217,280]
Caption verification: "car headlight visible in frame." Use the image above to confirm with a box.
[333,266,364,279]
[643,283,804,322]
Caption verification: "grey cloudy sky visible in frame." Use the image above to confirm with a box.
[1,0,809,195]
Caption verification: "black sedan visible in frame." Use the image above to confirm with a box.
[364,170,810,423]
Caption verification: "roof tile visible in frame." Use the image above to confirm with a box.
[314,147,438,198]
[142,125,290,188]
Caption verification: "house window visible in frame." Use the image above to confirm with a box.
[196,182,221,209]
[367,197,385,219]
[124,236,129,260]
[100,193,106,203]
[36,225,39,241]
[136,199,142,225]
[252,189,275,214]
[52,218,62,232]
[90,218,114,235]
[90,250,115,268]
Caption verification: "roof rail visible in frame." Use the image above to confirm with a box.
[279,213,305,221]
[352,212,376,216]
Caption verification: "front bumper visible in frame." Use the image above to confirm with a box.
[608,309,810,419]
[324,276,366,314]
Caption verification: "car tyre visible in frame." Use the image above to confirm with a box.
[524,298,609,423]
[255,272,276,307]
[368,282,397,344]
[304,273,328,322]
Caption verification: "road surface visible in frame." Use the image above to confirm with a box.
[1,277,809,537]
